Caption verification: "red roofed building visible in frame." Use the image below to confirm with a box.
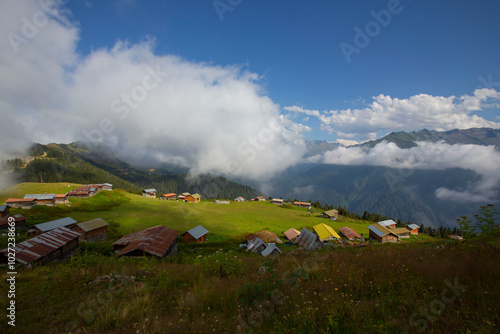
[161,193,177,200]
[292,201,312,209]
[339,226,362,241]
[112,225,179,258]
[5,198,36,209]
[54,194,69,205]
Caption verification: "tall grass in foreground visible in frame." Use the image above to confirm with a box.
[1,233,499,333]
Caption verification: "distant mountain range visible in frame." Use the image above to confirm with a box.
[358,128,500,149]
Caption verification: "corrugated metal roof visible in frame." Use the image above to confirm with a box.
[77,218,108,232]
[54,194,67,198]
[191,193,201,199]
[322,209,339,217]
[256,230,282,243]
[261,243,282,257]
[181,192,191,196]
[295,228,320,250]
[0,227,80,264]
[103,183,113,187]
[392,227,411,235]
[313,223,341,241]
[283,228,301,240]
[162,193,176,197]
[185,225,208,239]
[246,235,266,253]
[143,189,157,193]
[339,226,362,240]
[368,223,396,238]
[293,201,311,206]
[0,205,7,211]
[24,194,55,200]
[407,224,420,230]
[34,217,77,232]
[112,225,179,258]
[378,219,397,227]
[5,198,35,203]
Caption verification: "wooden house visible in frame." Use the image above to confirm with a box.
[161,193,177,200]
[28,217,77,236]
[178,192,191,201]
[255,196,266,201]
[5,198,36,209]
[283,228,301,241]
[234,196,245,202]
[0,205,9,217]
[378,219,397,229]
[112,225,179,258]
[368,223,399,243]
[181,225,209,243]
[0,215,27,230]
[292,201,311,209]
[270,198,284,206]
[313,223,341,241]
[54,194,69,205]
[321,209,339,219]
[339,226,362,240]
[184,193,201,203]
[71,218,108,242]
[101,183,113,191]
[406,224,420,235]
[142,189,157,199]
[392,227,411,239]
[24,193,56,206]
[0,227,80,266]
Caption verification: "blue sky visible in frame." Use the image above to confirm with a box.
[63,0,500,141]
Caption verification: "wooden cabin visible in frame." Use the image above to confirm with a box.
[24,194,56,206]
[71,218,108,242]
[181,225,209,243]
[142,189,157,199]
[368,223,399,243]
[392,227,411,239]
[112,225,179,258]
[270,198,284,206]
[378,219,397,229]
[292,201,311,209]
[161,193,177,200]
[184,193,201,203]
[28,217,77,236]
[339,226,362,240]
[5,198,36,209]
[54,194,69,205]
[406,224,420,235]
[321,209,339,219]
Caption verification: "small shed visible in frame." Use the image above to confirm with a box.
[339,226,362,240]
[161,193,177,200]
[185,193,201,203]
[0,205,9,217]
[112,225,179,258]
[29,217,77,236]
[71,218,108,242]
[261,243,283,257]
[0,215,27,230]
[245,234,267,254]
[292,201,311,209]
[368,223,399,243]
[295,228,321,250]
[321,209,339,219]
[313,223,341,241]
[54,194,69,205]
[406,224,420,235]
[5,198,36,209]
[181,225,209,243]
[283,228,301,241]
[378,219,397,229]
[142,189,157,199]
[0,227,80,266]
[271,199,284,205]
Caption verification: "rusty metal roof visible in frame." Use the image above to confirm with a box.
[5,198,36,203]
[0,227,80,265]
[54,194,68,198]
[339,226,362,240]
[112,225,179,258]
[162,193,177,197]
[295,228,321,250]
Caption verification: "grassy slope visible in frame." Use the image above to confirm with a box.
[0,182,82,202]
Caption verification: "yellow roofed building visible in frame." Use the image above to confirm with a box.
[313,223,341,241]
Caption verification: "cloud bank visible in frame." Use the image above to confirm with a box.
[309,141,500,203]
[0,0,308,181]
[287,89,500,141]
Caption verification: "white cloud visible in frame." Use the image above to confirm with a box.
[336,139,359,147]
[318,141,500,203]
[284,106,321,117]
[0,0,306,181]
[288,90,500,140]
